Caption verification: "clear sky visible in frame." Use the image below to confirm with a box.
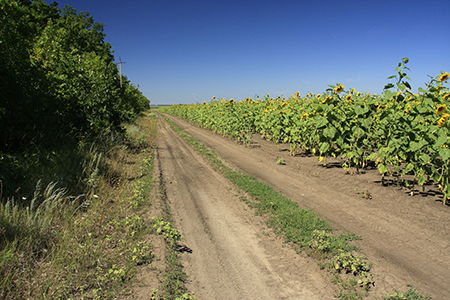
[45,0,450,104]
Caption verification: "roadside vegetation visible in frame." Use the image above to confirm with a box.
[163,59,450,205]
[0,1,153,298]
[1,113,157,298]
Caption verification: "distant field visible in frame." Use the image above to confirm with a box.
[150,104,173,109]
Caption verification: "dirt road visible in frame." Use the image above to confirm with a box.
[157,118,335,299]
[165,114,450,300]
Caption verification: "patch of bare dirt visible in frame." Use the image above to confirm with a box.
[166,114,450,300]
[157,118,336,299]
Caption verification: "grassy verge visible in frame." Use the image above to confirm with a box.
[1,113,160,299]
[31,113,158,299]
[161,114,373,298]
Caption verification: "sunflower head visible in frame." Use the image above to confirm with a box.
[436,104,447,114]
[334,84,344,93]
[443,93,450,101]
[323,96,333,102]
[404,103,411,113]
[437,114,450,127]
[345,94,352,100]
[296,91,301,97]
[438,72,450,82]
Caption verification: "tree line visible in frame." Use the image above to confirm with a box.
[0,0,149,198]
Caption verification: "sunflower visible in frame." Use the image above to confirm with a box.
[229,98,234,103]
[437,114,450,127]
[345,94,352,100]
[443,93,450,101]
[404,104,411,113]
[301,113,309,119]
[334,84,344,93]
[436,104,447,114]
[323,96,333,102]
[438,72,450,82]
[296,91,301,97]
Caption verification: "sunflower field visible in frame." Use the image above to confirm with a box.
[163,59,450,205]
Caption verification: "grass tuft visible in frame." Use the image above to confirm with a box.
[384,286,431,300]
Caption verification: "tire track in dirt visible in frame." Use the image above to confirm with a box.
[165,114,450,300]
[157,118,335,300]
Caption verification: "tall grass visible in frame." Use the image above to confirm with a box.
[0,143,105,299]
[0,181,66,298]
[0,115,155,299]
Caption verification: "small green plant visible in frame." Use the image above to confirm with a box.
[152,217,181,246]
[111,215,146,238]
[309,230,334,252]
[356,272,374,289]
[143,156,153,167]
[150,288,162,299]
[105,265,127,282]
[176,293,197,300]
[385,286,431,300]
[129,241,153,265]
[130,180,146,208]
[332,251,370,275]
[276,157,286,165]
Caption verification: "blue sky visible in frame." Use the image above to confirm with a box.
[45,0,450,104]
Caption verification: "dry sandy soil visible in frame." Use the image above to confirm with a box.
[156,118,336,299]
[164,114,450,300]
